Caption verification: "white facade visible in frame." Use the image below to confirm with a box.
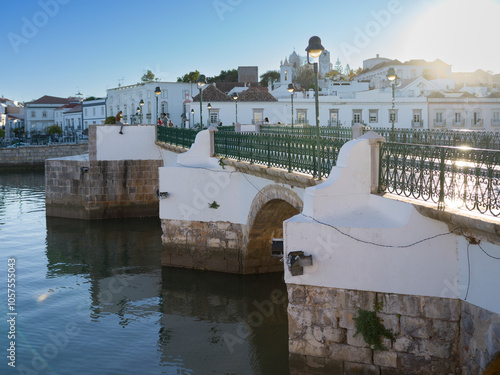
[107,82,199,127]
[25,96,80,134]
[82,98,106,129]
[63,105,83,133]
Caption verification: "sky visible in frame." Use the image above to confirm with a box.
[1,0,499,102]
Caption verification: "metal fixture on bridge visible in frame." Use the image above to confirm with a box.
[287,251,313,276]
[232,92,238,124]
[386,68,398,140]
[207,103,212,127]
[306,36,325,180]
[288,83,295,128]
[196,74,207,128]
[154,87,162,125]
[139,99,144,123]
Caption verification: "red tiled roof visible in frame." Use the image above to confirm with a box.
[28,95,72,105]
[55,103,79,110]
[238,87,277,102]
[64,104,82,113]
[192,85,232,102]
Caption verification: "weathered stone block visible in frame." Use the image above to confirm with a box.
[347,329,370,348]
[423,297,460,321]
[344,361,379,375]
[374,350,397,368]
[328,342,373,364]
[400,316,430,339]
[382,294,422,317]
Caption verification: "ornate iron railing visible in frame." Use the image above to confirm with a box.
[157,126,200,148]
[214,132,348,178]
[367,128,500,150]
[259,125,353,140]
[217,126,235,132]
[379,142,500,216]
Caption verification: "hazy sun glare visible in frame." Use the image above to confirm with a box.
[397,0,500,73]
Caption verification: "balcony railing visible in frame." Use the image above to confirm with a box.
[492,119,500,127]
[434,119,446,127]
[411,120,423,128]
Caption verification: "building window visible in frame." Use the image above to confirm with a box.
[42,111,47,118]
[209,110,219,125]
[124,104,128,116]
[369,110,378,123]
[285,71,288,81]
[101,107,104,116]
[161,91,168,99]
[161,102,168,115]
[434,112,444,126]
[473,111,482,126]
[31,111,35,118]
[493,112,500,125]
[110,106,113,115]
[85,108,88,116]
[297,110,308,124]
[329,109,339,126]
[353,110,362,124]
[92,108,96,116]
[252,109,264,124]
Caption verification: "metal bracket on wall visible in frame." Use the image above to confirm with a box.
[287,251,313,276]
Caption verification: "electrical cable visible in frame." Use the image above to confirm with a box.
[477,243,500,260]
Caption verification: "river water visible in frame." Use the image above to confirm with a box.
[0,171,289,374]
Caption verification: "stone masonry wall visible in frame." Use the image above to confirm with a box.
[287,284,462,375]
[0,144,88,168]
[161,219,245,273]
[46,158,162,219]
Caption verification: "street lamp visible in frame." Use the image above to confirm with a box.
[190,109,195,129]
[154,86,162,125]
[139,99,144,123]
[196,74,207,128]
[135,107,140,124]
[288,83,295,128]
[306,35,325,180]
[207,103,212,127]
[386,67,397,139]
[232,92,238,124]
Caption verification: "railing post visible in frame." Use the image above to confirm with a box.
[438,147,446,210]
[209,128,217,157]
[359,131,386,194]
[352,124,365,139]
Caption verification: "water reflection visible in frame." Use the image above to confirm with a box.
[44,215,289,373]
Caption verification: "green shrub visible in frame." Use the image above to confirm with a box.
[46,125,63,135]
[104,116,116,124]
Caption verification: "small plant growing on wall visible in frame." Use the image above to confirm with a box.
[218,157,225,169]
[353,295,395,350]
[208,201,220,209]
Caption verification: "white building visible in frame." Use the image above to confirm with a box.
[62,105,83,133]
[107,82,200,127]
[25,95,80,134]
[82,98,106,128]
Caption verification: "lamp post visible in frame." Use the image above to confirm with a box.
[196,74,207,128]
[190,109,195,129]
[288,83,295,128]
[306,36,325,180]
[386,67,397,140]
[207,103,212,127]
[232,92,238,124]
[154,86,161,125]
[139,99,144,124]
[135,107,140,124]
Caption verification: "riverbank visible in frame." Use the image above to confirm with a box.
[0,143,88,169]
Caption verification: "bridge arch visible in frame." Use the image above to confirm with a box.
[243,184,303,274]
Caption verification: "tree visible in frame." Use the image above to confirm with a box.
[334,58,343,74]
[260,70,280,87]
[208,69,238,83]
[104,116,116,124]
[46,125,63,135]
[344,64,351,76]
[84,96,96,101]
[324,70,343,81]
[141,70,155,83]
[293,65,314,90]
[0,128,5,138]
[177,70,200,83]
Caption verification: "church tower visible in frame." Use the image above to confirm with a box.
[280,58,292,85]
[319,50,332,77]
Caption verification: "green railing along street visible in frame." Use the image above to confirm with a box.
[214,131,347,178]
[368,128,500,149]
[379,142,500,217]
[157,127,200,148]
[259,125,353,140]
